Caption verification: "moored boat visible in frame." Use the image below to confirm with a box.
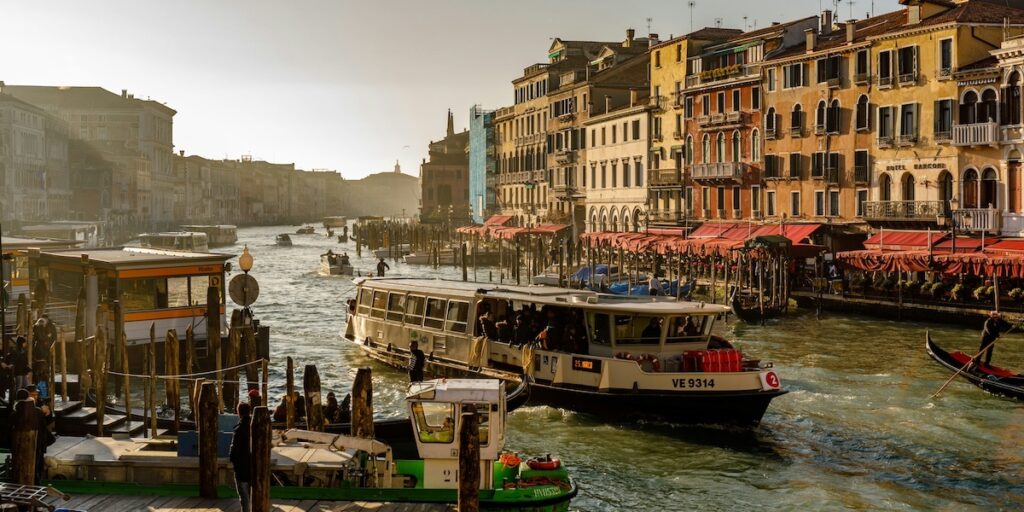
[276,234,293,246]
[731,290,785,324]
[296,225,315,235]
[320,251,354,276]
[345,278,787,426]
[373,244,411,260]
[180,225,238,247]
[926,332,1024,400]
[137,231,210,253]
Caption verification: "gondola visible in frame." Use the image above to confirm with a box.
[925,331,1024,401]
[730,291,784,324]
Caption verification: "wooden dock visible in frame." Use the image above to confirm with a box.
[44,494,455,511]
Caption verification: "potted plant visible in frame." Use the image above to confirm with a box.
[950,283,964,301]
[1009,287,1024,302]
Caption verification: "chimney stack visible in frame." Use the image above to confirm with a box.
[605,95,612,113]
[179,150,184,157]
[625,28,635,48]
[648,33,659,48]
[630,88,638,107]
[0,81,5,94]
[846,20,856,43]
[805,28,816,52]
[821,10,833,35]
[121,89,127,98]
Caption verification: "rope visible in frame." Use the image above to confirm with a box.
[105,358,266,380]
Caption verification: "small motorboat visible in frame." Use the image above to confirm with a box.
[926,332,1024,401]
[321,252,354,276]
[295,225,315,235]
[275,234,293,247]
[373,244,411,259]
[404,249,454,265]
[731,290,785,324]
[337,234,348,243]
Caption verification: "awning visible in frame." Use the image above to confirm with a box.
[863,230,946,251]
[986,239,1024,254]
[751,223,823,245]
[933,236,994,253]
[484,215,514,226]
[645,227,689,236]
[689,222,741,238]
[530,224,569,235]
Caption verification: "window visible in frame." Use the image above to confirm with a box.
[789,153,802,178]
[854,150,869,182]
[856,95,870,130]
[791,104,803,133]
[614,314,665,345]
[357,288,373,316]
[371,290,387,319]
[812,152,825,177]
[702,134,710,164]
[897,46,917,81]
[878,50,892,83]
[632,119,641,140]
[716,133,725,162]
[731,131,740,162]
[767,190,776,216]
[166,277,190,308]
[751,129,760,161]
[424,297,447,329]
[122,278,166,311]
[732,89,741,112]
[636,160,644,186]
[827,99,840,134]
[856,189,868,217]
[717,186,726,211]
[591,129,596,147]
[412,402,455,444]
[767,68,777,92]
[676,44,683,62]
[701,94,710,116]
[675,114,682,134]
[685,186,693,211]
[601,127,606,145]
[386,292,405,322]
[685,136,694,165]
[405,295,425,325]
[752,185,761,213]
[817,55,841,83]
[612,125,617,144]
[611,162,618,187]
[655,50,661,68]
[764,154,779,177]
[783,63,804,88]
[939,39,953,76]
[717,92,726,114]
[623,162,631,187]
[815,101,827,132]
[751,86,760,110]
[791,191,801,216]
[879,106,894,138]
[935,99,953,139]
[814,190,825,216]
[445,300,469,333]
[855,50,869,81]
[829,190,840,217]
[900,103,917,138]
[601,164,607,188]
[590,166,596,188]
[766,107,777,133]
[732,186,741,210]
[702,187,710,212]
[685,97,693,118]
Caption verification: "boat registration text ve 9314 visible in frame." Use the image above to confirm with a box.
[671,378,715,389]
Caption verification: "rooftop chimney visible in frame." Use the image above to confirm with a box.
[846,20,856,43]
[0,81,4,94]
[630,88,638,107]
[648,33,659,48]
[121,89,127,98]
[805,28,816,53]
[625,28,635,48]
[179,150,184,156]
[605,95,612,113]
[820,10,834,35]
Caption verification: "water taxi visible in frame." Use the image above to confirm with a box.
[322,216,347,228]
[321,251,354,276]
[42,379,576,511]
[2,236,81,335]
[137,231,210,253]
[345,278,786,426]
[180,225,238,247]
[276,234,293,246]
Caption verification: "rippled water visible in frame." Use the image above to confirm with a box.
[228,226,1024,511]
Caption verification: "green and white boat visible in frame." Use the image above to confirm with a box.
[39,379,576,511]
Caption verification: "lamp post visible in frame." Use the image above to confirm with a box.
[239,245,254,321]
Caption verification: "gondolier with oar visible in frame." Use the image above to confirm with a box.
[975,311,1013,370]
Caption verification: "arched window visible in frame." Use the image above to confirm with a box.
[828,99,840,133]
[981,168,998,208]
[962,169,979,208]
[751,129,761,161]
[791,104,803,134]
[1007,72,1021,125]
[731,131,741,163]
[980,89,998,123]
[961,91,979,124]
[685,135,694,165]
[879,173,892,201]
[938,171,953,206]
[702,134,711,164]
[766,107,776,134]
[622,211,631,232]
[856,95,869,130]
[633,209,642,232]
[716,132,726,163]
[815,100,827,131]
[901,173,915,201]
[609,207,619,232]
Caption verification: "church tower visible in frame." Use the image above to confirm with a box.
[446,109,454,137]
[393,160,401,174]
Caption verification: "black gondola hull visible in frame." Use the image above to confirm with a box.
[925,332,1024,401]
[731,294,784,324]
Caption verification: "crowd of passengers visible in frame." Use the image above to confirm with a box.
[475,301,589,354]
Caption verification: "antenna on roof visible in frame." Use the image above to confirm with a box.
[647,17,653,35]
[743,16,748,30]
[847,0,855,20]
[714,17,723,29]
[688,1,695,32]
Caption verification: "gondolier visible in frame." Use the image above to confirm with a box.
[977,311,1012,369]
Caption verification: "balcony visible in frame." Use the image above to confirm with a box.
[938,67,953,80]
[685,63,760,89]
[648,210,687,224]
[790,125,803,138]
[650,95,668,111]
[556,113,576,124]
[953,122,999,147]
[877,136,894,149]
[826,77,841,88]
[672,131,684,140]
[896,134,917,147]
[814,124,826,136]
[648,168,684,187]
[898,72,917,85]
[765,128,777,140]
[934,131,952,144]
[879,75,893,88]
[690,162,747,184]
[825,167,840,184]
[555,150,575,164]
[698,112,746,128]
[862,200,944,221]
[854,72,870,84]
[951,208,1002,234]
[551,184,584,200]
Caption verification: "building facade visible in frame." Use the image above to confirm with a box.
[583,101,651,232]
[420,110,470,225]
[0,92,72,223]
[468,105,497,223]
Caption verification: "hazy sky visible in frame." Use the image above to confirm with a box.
[2,0,901,179]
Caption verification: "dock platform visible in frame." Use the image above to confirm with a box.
[43,495,454,511]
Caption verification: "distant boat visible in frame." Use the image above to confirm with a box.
[295,226,315,235]
[373,244,411,259]
[137,232,210,253]
[180,225,238,247]
[276,234,293,246]
[322,216,347,228]
[321,252,354,275]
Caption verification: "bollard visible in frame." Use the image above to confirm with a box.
[458,404,480,512]
[286,356,295,430]
[11,400,39,484]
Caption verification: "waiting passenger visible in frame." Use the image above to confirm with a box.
[478,311,498,340]
[641,317,663,342]
[495,315,513,343]
[512,315,532,347]
[683,317,700,336]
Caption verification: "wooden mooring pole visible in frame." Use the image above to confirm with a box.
[198,381,219,499]
[11,400,38,485]
[286,356,295,430]
[352,367,373,438]
[458,404,480,512]
[251,406,271,512]
[303,364,324,431]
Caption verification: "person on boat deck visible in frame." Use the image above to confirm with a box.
[408,340,426,382]
[977,310,1013,368]
[376,258,390,277]
[495,315,513,343]
[341,253,350,265]
[478,311,498,340]
[512,314,532,347]
[247,388,261,408]
[323,392,340,424]
[649,275,662,296]
[272,395,288,423]
[293,392,306,419]
[641,317,663,342]
[683,317,700,336]
[229,402,252,512]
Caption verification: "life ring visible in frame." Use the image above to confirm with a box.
[499,453,522,468]
[615,352,633,360]
[638,353,661,372]
[526,457,561,471]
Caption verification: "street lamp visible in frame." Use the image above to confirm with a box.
[239,245,254,274]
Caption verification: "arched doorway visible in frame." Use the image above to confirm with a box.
[901,173,915,201]
[962,169,979,208]
[879,173,892,201]
[622,210,631,232]
[980,89,999,123]
[961,91,979,124]
[981,168,998,209]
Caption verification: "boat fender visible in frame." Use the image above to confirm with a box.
[615,352,633,360]
[526,457,561,471]
[639,353,661,372]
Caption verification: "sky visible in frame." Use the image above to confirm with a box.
[1,0,902,179]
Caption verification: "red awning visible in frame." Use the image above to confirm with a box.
[689,222,741,238]
[751,223,823,244]
[986,239,1024,254]
[933,236,993,253]
[484,215,514,226]
[863,230,946,251]
[530,224,569,235]
[645,227,689,236]
[455,224,484,234]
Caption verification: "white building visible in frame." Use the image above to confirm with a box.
[582,102,651,232]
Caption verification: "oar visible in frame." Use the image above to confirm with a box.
[931,324,1018,398]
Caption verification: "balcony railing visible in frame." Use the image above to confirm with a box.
[648,168,683,187]
[898,72,917,85]
[877,136,894,149]
[879,75,893,88]
[896,134,917,147]
[825,167,840,184]
[854,72,870,84]
[691,162,747,183]
[684,63,760,88]
[648,210,687,223]
[952,208,1001,234]
[953,122,999,146]
[934,130,952,144]
[650,95,669,111]
[765,128,777,140]
[555,150,575,164]
[862,200,944,221]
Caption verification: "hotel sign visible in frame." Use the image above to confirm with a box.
[884,162,947,171]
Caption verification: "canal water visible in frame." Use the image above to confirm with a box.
[230,226,1023,511]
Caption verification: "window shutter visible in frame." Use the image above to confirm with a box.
[913,46,919,76]
[933,100,941,134]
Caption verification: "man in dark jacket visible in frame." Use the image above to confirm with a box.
[977,311,1012,368]
[376,258,390,277]
[408,340,425,382]
[229,402,252,512]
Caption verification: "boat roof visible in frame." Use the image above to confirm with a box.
[20,221,99,231]
[139,231,204,237]
[37,247,232,270]
[181,224,237,229]
[2,236,82,251]
[407,378,502,403]
[357,277,731,315]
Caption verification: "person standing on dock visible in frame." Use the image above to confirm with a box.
[408,340,425,382]
[376,257,390,277]
[977,311,1012,369]
[229,402,252,512]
